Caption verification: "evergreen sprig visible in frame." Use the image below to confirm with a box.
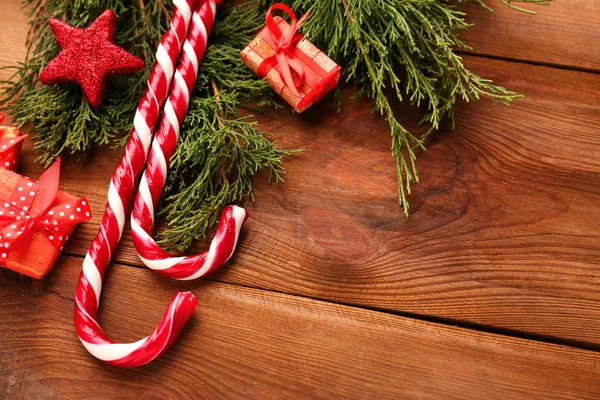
[1,1,293,250]
[282,0,547,215]
[158,4,295,251]
[0,0,550,250]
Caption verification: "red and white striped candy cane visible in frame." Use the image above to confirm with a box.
[131,0,248,280]
[74,0,199,368]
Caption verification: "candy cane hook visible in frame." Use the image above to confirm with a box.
[131,0,248,281]
[74,0,199,368]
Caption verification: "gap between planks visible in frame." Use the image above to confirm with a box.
[456,50,600,76]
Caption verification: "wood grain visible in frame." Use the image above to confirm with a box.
[1,259,600,399]
[1,0,599,344]
[1,0,600,344]
[16,55,597,345]
[0,1,27,71]
[1,1,600,397]
[2,1,599,72]
[458,0,600,71]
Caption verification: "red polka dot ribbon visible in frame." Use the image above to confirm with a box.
[0,159,91,261]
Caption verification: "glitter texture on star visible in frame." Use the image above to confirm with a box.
[39,10,144,108]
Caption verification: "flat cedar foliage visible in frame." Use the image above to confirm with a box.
[0,0,549,251]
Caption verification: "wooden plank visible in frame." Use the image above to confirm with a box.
[458,0,600,71]
[1,257,599,399]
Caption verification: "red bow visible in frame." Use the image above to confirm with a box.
[0,159,91,253]
[257,4,310,97]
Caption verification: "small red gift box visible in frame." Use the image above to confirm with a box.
[0,160,91,278]
[0,113,26,171]
[241,4,341,113]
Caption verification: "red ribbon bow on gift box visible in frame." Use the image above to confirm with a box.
[0,159,91,256]
[257,4,310,97]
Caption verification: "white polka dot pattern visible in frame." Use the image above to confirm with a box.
[0,161,91,262]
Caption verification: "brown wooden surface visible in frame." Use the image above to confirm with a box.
[20,53,600,345]
[2,257,600,399]
[1,0,600,398]
[458,0,600,71]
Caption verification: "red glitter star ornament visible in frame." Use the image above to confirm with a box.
[40,10,144,108]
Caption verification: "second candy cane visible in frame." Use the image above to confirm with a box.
[131,0,248,280]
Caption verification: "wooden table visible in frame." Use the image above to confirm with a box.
[1,1,599,398]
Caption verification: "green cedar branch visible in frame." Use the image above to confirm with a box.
[282,0,547,215]
[0,0,551,249]
[1,0,170,164]
[1,1,294,250]
[156,3,296,250]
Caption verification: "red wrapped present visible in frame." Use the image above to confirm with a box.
[0,113,26,171]
[241,4,341,113]
[0,159,91,278]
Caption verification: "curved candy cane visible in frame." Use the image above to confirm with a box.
[74,0,199,368]
[131,0,248,281]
